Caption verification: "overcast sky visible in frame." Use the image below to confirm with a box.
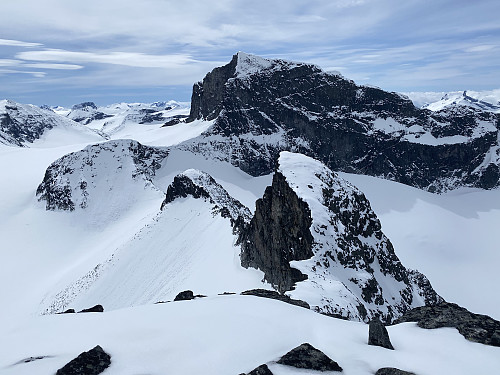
[1,0,499,106]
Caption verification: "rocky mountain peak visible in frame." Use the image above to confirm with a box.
[240,152,442,323]
[180,52,500,192]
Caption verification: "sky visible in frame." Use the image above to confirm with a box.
[0,0,499,107]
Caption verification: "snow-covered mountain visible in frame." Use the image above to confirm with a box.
[63,100,190,136]
[0,99,104,147]
[1,52,500,375]
[182,52,500,192]
[404,89,500,112]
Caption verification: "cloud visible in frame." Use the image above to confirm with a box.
[0,38,42,47]
[17,50,198,69]
[24,63,83,70]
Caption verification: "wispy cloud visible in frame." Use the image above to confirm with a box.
[0,38,42,47]
[17,50,198,68]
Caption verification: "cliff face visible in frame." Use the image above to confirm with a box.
[240,152,442,323]
[239,172,314,292]
[183,52,500,192]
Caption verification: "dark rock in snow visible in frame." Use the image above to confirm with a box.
[78,304,104,313]
[174,290,195,301]
[59,309,75,314]
[239,172,314,293]
[244,364,274,375]
[277,343,342,372]
[241,289,310,309]
[368,319,394,349]
[182,52,500,192]
[375,368,416,375]
[56,345,111,375]
[161,169,252,231]
[72,102,98,111]
[395,302,500,347]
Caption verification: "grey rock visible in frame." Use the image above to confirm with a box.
[78,305,103,313]
[174,290,195,301]
[241,289,309,309]
[277,343,342,372]
[56,345,111,375]
[246,364,274,375]
[375,368,416,375]
[239,172,313,293]
[395,302,500,347]
[368,319,394,350]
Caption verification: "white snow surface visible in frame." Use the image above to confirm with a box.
[234,52,307,79]
[1,98,499,374]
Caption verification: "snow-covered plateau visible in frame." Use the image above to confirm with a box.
[1,55,500,374]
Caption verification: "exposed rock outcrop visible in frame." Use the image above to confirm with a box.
[182,52,500,192]
[395,302,500,347]
[239,171,314,292]
[174,290,195,301]
[240,152,442,323]
[241,289,309,309]
[277,343,342,372]
[78,304,104,313]
[375,368,416,375]
[368,319,394,350]
[56,345,111,375]
[161,169,252,230]
[243,364,274,375]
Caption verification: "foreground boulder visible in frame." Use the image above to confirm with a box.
[174,290,195,301]
[368,319,394,350]
[395,302,500,347]
[375,368,416,375]
[277,343,342,372]
[56,345,111,375]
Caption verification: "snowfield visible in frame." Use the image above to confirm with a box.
[0,99,499,374]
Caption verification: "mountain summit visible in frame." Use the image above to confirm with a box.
[183,52,500,192]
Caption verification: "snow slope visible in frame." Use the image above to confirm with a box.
[404,89,500,112]
[1,296,499,375]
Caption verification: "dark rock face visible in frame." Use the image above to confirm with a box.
[277,343,342,372]
[161,169,252,230]
[395,302,500,347]
[174,290,195,301]
[183,52,500,192]
[241,289,310,309]
[375,368,416,375]
[78,304,104,313]
[72,102,98,111]
[56,345,111,375]
[245,364,274,375]
[368,319,394,350]
[239,172,314,292]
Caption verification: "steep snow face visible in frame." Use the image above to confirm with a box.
[36,139,169,219]
[0,99,103,147]
[277,152,441,322]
